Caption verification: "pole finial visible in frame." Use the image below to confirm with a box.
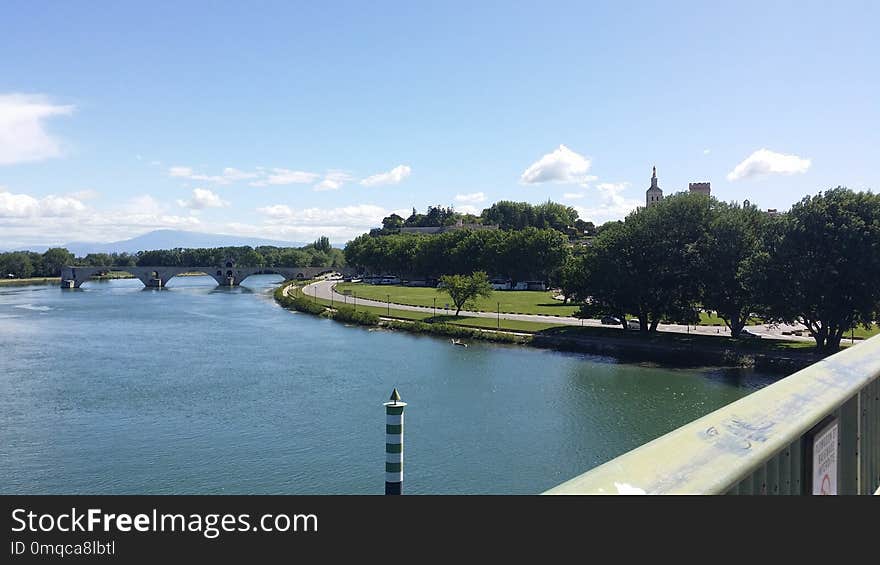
[389,388,401,404]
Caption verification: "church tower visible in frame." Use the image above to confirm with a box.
[646,166,663,208]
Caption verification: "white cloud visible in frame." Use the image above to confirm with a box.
[454,192,486,204]
[0,189,86,217]
[314,171,354,192]
[520,144,596,185]
[703,149,711,155]
[169,165,260,185]
[69,189,100,201]
[455,205,480,215]
[360,165,411,187]
[166,163,413,190]
[0,93,74,165]
[219,167,258,182]
[572,182,640,224]
[242,204,409,243]
[176,188,229,210]
[256,204,293,219]
[562,192,585,200]
[726,148,811,181]
[252,168,321,187]
[0,191,202,248]
[257,203,391,227]
[169,166,194,178]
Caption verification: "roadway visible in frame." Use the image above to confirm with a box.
[301,279,820,343]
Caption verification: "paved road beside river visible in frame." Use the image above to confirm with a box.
[302,280,824,343]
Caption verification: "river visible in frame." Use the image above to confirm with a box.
[0,275,776,494]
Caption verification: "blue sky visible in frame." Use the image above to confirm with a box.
[1,1,877,248]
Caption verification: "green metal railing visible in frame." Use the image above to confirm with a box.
[544,334,880,495]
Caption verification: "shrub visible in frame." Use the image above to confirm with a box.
[274,284,327,315]
[333,306,380,326]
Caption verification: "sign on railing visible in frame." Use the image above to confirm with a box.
[808,418,839,495]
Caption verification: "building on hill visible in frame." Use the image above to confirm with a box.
[399,219,498,235]
[646,166,663,208]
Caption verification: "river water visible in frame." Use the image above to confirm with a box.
[0,275,776,494]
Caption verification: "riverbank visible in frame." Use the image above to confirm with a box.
[0,277,60,286]
[274,282,828,374]
[275,282,529,345]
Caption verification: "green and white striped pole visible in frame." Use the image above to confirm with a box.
[384,388,406,495]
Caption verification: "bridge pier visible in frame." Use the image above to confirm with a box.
[134,272,166,288]
[209,272,238,286]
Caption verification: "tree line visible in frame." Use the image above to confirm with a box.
[133,238,343,268]
[0,237,344,278]
[344,227,571,282]
[373,200,595,237]
[561,187,880,352]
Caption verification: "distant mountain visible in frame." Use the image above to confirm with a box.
[58,230,314,256]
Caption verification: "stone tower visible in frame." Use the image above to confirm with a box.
[646,166,663,208]
[688,182,711,196]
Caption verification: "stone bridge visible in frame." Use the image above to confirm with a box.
[60,264,353,288]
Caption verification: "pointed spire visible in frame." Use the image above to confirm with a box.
[652,165,657,178]
[389,388,401,404]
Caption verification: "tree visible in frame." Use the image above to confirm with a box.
[481,201,534,230]
[699,201,768,337]
[761,187,880,352]
[382,214,404,231]
[575,193,711,333]
[313,236,332,253]
[573,219,596,236]
[41,248,74,276]
[534,200,579,232]
[1,252,34,278]
[438,271,493,316]
[559,254,589,304]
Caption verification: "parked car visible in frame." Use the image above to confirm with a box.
[739,329,762,339]
[601,316,621,325]
[626,319,642,330]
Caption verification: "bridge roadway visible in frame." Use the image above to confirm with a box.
[303,279,820,343]
[60,265,351,288]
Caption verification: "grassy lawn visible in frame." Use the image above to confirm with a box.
[287,284,564,333]
[697,311,762,326]
[334,282,580,316]
[850,324,879,339]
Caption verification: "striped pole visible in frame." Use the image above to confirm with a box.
[384,388,407,495]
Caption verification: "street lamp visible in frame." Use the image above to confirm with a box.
[497,302,500,329]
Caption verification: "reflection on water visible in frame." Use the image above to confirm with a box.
[0,275,778,494]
